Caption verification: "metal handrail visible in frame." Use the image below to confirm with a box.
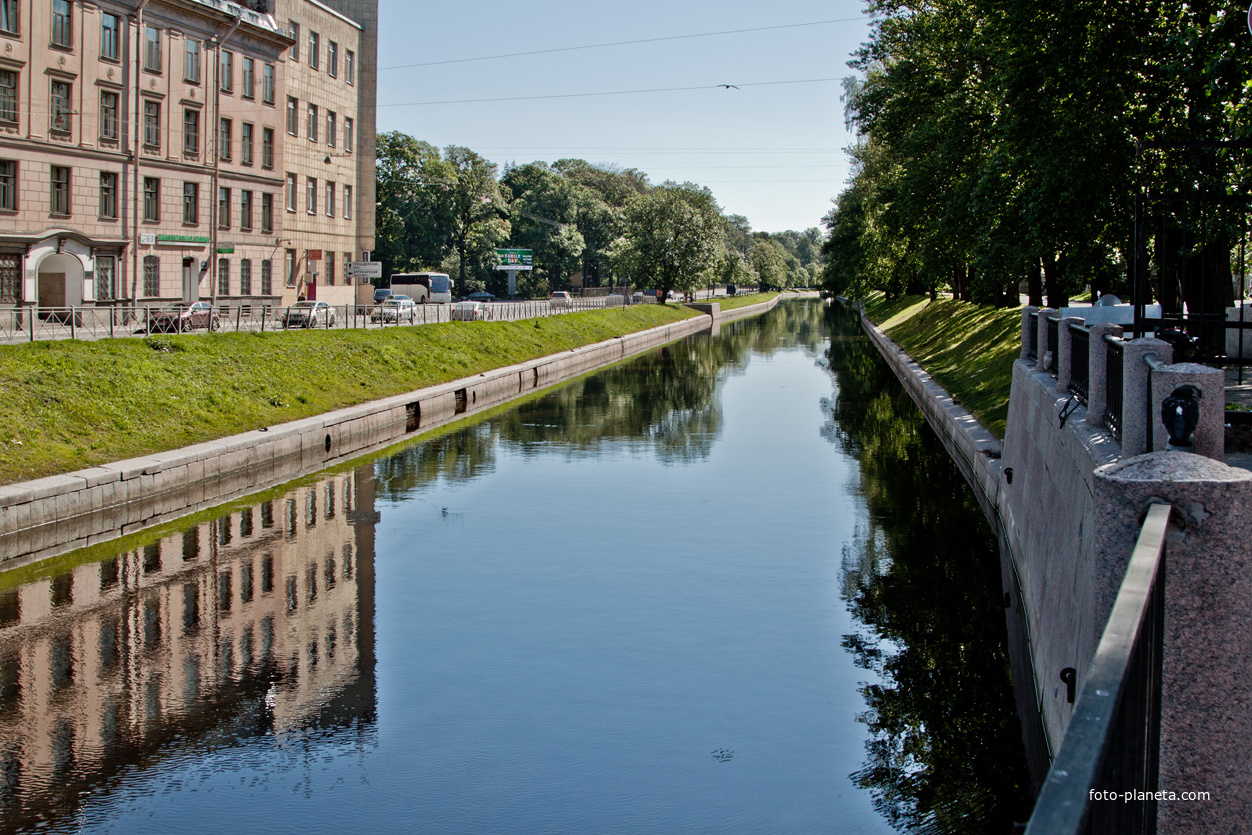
[1104,335,1125,442]
[1028,311,1039,362]
[1025,501,1168,834]
[1047,315,1060,376]
[1069,322,1090,405]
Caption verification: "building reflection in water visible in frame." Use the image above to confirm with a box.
[0,465,378,831]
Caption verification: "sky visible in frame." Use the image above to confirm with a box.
[373,0,873,234]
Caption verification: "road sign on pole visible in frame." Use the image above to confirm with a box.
[346,261,382,280]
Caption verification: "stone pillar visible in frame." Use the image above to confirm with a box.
[1021,306,1038,360]
[1227,304,1252,360]
[1036,308,1057,373]
[1150,363,1224,461]
[1055,316,1085,395]
[1086,323,1124,428]
[1093,453,1252,834]
[1119,337,1173,457]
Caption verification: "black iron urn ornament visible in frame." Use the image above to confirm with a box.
[1161,384,1202,448]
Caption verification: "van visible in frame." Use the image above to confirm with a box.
[390,272,453,304]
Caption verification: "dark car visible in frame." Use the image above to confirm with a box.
[283,300,336,329]
[466,291,495,302]
[149,301,219,333]
[373,288,393,304]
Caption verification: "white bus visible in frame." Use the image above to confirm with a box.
[390,272,453,304]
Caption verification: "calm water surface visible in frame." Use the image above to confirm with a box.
[0,301,1030,833]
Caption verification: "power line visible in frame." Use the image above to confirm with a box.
[379,77,841,108]
[380,17,869,72]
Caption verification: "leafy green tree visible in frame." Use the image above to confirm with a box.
[614,184,725,303]
[445,146,511,297]
[751,237,790,290]
[374,132,455,281]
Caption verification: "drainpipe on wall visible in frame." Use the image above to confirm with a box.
[209,10,244,307]
[130,0,150,312]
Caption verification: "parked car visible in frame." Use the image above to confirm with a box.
[373,288,393,304]
[372,297,415,323]
[149,301,219,333]
[450,301,486,321]
[466,291,495,302]
[632,291,645,303]
[550,291,573,309]
[283,300,336,329]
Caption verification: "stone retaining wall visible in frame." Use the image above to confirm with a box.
[0,297,782,568]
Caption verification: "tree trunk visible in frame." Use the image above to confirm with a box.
[1028,260,1043,307]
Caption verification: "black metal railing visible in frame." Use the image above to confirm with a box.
[1047,315,1060,375]
[1105,335,1124,442]
[1028,311,1039,362]
[1025,501,1168,835]
[1069,323,1090,405]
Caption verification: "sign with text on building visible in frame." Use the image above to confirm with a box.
[140,233,156,246]
[307,249,323,261]
[495,248,533,270]
[346,261,382,280]
[156,233,210,246]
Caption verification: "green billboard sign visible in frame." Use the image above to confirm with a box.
[495,248,533,269]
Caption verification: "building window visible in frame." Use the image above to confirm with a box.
[344,184,352,220]
[183,108,199,156]
[95,255,115,301]
[262,63,275,105]
[306,177,316,214]
[99,171,117,218]
[288,21,299,61]
[101,13,120,61]
[286,172,297,211]
[328,41,338,78]
[344,117,353,152]
[326,181,335,217]
[143,100,160,148]
[183,182,198,224]
[241,122,253,165]
[51,0,72,48]
[240,190,252,230]
[261,193,273,232]
[307,103,317,142]
[261,127,274,169]
[309,31,319,70]
[0,160,15,211]
[100,91,119,140]
[220,50,233,92]
[143,177,160,221]
[0,70,15,124]
[218,187,230,228]
[50,80,72,132]
[327,111,336,148]
[241,57,254,98]
[261,259,272,294]
[326,251,335,285]
[217,258,229,296]
[218,118,231,161]
[143,255,160,297]
[185,39,201,83]
[286,96,298,136]
[285,249,295,287]
[143,25,161,72]
[346,50,355,85]
[240,259,252,295]
[50,165,70,215]
[0,1,17,36]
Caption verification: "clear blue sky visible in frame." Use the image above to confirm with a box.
[374,0,872,234]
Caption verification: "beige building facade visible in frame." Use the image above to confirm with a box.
[271,0,366,306]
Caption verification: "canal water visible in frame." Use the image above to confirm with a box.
[0,300,1031,833]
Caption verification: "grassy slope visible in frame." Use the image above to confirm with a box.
[861,294,1022,439]
[0,305,698,485]
[707,292,779,311]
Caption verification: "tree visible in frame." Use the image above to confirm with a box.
[374,132,455,281]
[503,163,585,291]
[613,184,725,303]
[751,237,790,290]
[444,146,510,297]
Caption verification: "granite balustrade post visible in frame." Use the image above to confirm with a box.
[1056,316,1084,395]
[1036,308,1057,373]
[1119,338,1173,457]
[1093,454,1252,834]
[1150,363,1224,461]
[1086,323,1124,429]
[1022,306,1039,360]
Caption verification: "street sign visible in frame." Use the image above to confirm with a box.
[346,261,382,280]
[140,233,156,246]
[496,248,533,269]
[307,249,323,261]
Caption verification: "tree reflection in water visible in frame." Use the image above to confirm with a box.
[822,303,1033,833]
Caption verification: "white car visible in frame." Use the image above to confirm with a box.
[450,301,485,321]
[549,291,573,309]
[371,297,415,323]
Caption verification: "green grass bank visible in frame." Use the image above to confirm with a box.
[710,292,778,311]
[0,305,699,486]
[859,294,1022,439]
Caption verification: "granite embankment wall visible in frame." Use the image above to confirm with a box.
[856,301,1252,833]
[0,295,780,569]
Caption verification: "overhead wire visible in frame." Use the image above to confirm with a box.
[379,77,842,108]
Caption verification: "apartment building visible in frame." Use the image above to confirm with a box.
[0,0,307,316]
[271,0,366,306]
